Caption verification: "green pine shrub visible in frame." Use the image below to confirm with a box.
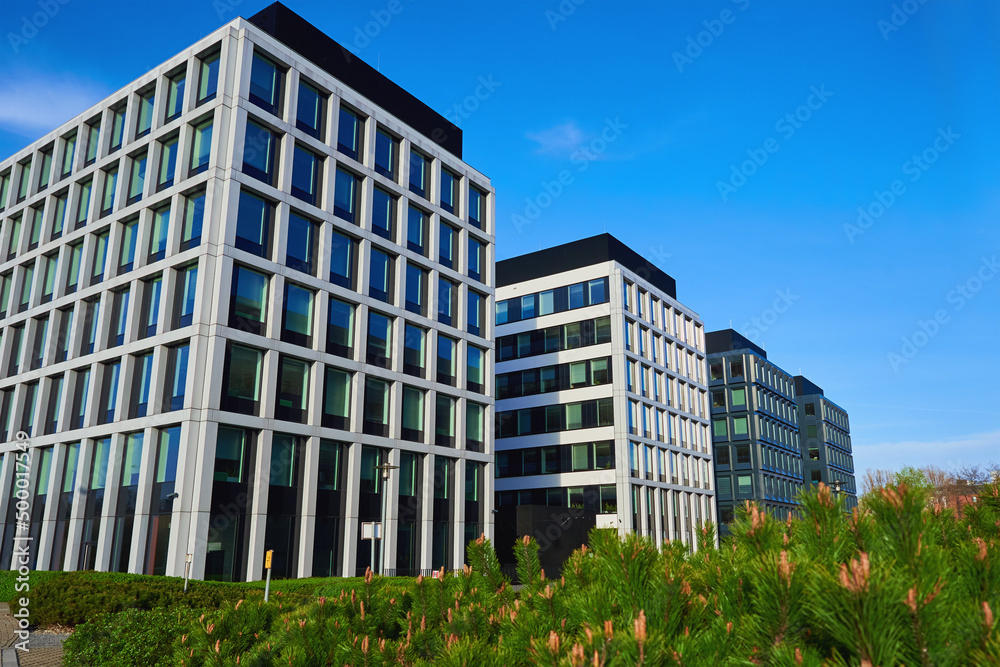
[175,480,1000,666]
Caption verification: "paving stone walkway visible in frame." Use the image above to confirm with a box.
[0,602,67,667]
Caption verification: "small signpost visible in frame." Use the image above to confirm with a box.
[264,549,273,602]
[362,521,382,574]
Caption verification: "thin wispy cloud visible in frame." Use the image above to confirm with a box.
[856,429,1000,473]
[526,121,585,156]
[0,72,108,139]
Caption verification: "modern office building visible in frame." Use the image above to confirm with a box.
[0,3,495,581]
[494,235,715,553]
[706,329,802,528]
[794,375,857,510]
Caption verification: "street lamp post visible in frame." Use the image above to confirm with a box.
[377,461,399,576]
[832,479,842,500]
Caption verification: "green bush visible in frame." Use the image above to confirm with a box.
[176,481,1000,666]
[63,607,194,667]
[12,571,288,627]
[0,569,64,605]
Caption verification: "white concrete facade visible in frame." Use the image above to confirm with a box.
[0,13,493,581]
[494,252,715,551]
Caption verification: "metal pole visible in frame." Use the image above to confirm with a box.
[184,553,192,593]
[375,461,398,577]
[263,549,273,602]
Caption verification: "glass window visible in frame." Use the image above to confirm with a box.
[117,219,138,272]
[52,192,67,239]
[175,264,198,327]
[733,417,749,438]
[286,212,317,275]
[26,207,42,249]
[333,168,359,223]
[363,377,389,435]
[337,106,363,160]
[132,352,154,418]
[40,253,58,303]
[407,205,428,255]
[366,311,393,368]
[329,230,355,288]
[234,190,272,258]
[214,427,248,483]
[37,150,52,191]
[438,277,458,326]
[435,394,456,445]
[187,121,212,178]
[468,238,484,281]
[291,145,322,205]
[100,166,118,216]
[99,361,121,424]
[276,356,309,422]
[317,440,342,490]
[61,133,76,177]
[109,288,130,346]
[326,297,354,357]
[0,272,10,317]
[243,120,278,185]
[437,334,457,384]
[5,215,21,259]
[467,346,485,392]
[156,137,177,192]
[75,179,92,227]
[403,324,426,377]
[165,71,185,120]
[282,283,313,346]
[368,248,393,303]
[323,368,351,429]
[148,206,170,262]
[80,299,99,355]
[466,403,484,450]
[440,168,458,214]
[371,186,395,239]
[374,128,398,179]
[731,388,746,407]
[91,230,109,283]
[109,106,126,151]
[222,344,263,414]
[405,263,427,316]
[439,223,457,268]
[181,191,205,250]
[85,121,100,165]
[165,343,189,411]
[140,275,162,338]
[127,153,147,204]
[401,386,424,441]
[467,290,484,337]
[409,150,428,197]
[136,89,155,137]
[249,53,283,115]
[468,186,485,228]
[197,51,220,104]
[296,80,325,138]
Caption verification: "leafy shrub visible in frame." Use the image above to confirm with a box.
[63,607,194,667]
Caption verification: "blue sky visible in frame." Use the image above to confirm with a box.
[1,0,997,478]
